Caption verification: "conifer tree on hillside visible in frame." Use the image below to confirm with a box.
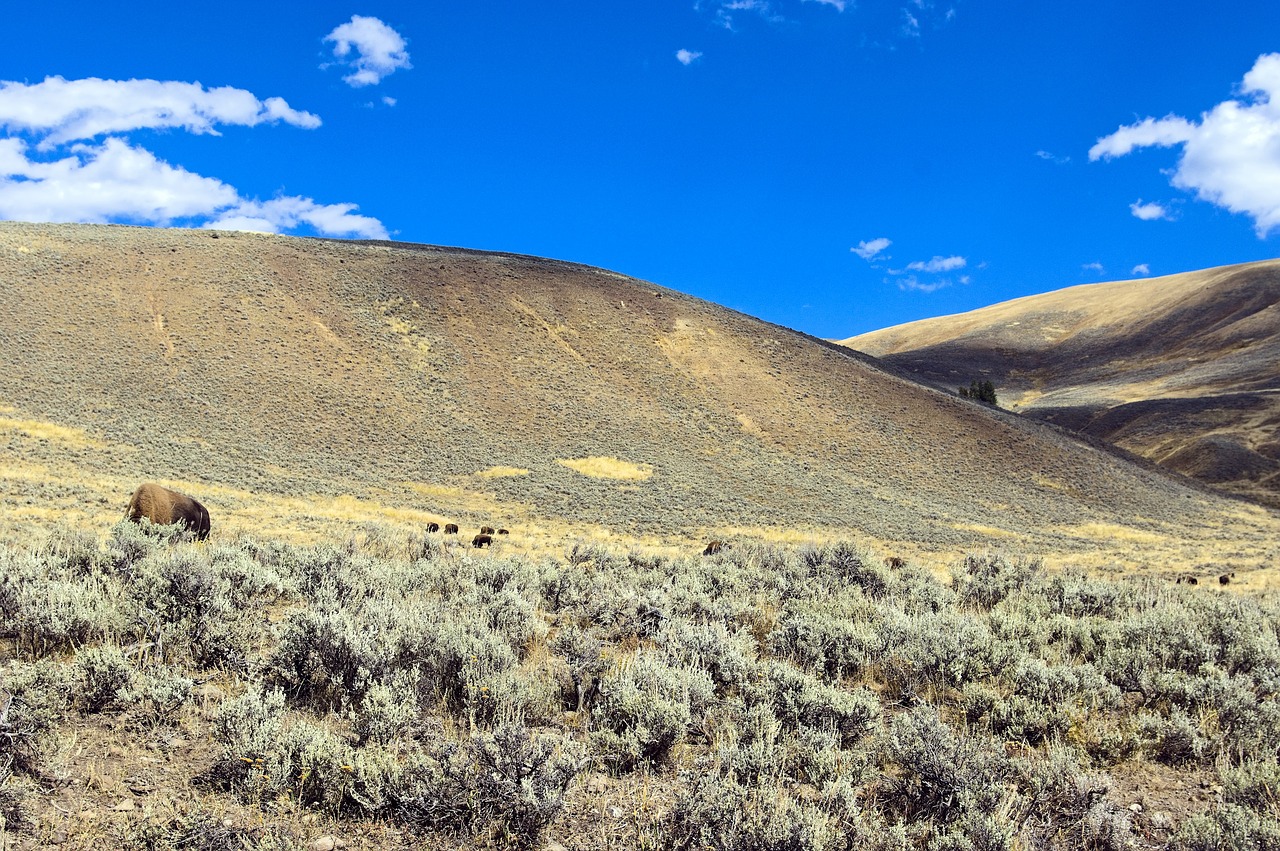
[958,380,998,406]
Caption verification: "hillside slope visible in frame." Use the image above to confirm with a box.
[1,222,1274,569]
[841,261,1280,507]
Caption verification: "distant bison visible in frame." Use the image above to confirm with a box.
[480,526,495,535]
[1220,572,1235,585]
[426,522,440,533]
[497,528,509,535]
[884,556,905,570]
[125,483,210,541]
[1176,575,1199,586]
[444,523,459,534]
[702,540,723,556]
[473,534,493,548]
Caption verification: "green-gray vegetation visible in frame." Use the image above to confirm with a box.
[2,524,1278,849]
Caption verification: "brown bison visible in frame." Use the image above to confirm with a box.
[480,526,496,535]
[472,534,493,548]
[884,556,905,570]
[1220,572,1235,585]
[497,528,509,535]
[444,523,459,534]
[426,522,440,533]
[702,540,723,556]
[125,483,210,541]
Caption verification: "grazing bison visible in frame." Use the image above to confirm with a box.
[1220,572,1235,585]
[480,526,495,535]
[125,483,210,541]
[497,528,509,535]
[884,556,905,570]
[702,540,723,556]
[473,534,493,548]
[426,522,440,533]
[444,523,459,534]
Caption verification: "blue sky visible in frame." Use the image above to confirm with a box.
[3,2,1280,338]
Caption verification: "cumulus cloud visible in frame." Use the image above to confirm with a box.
[324,15,411,87]
[1132,263,1151,276]
[851,237,891,260]
[0,74,387,239]
[676,49,703,66]
[1129,200,1170,221]
[1091,52,1280,237]
[906,255,965,273]
[0,77,320,149]
[0,137,386,238]
[1083,262,1106,275]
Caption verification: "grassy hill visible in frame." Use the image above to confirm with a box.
[840,261,1280,509]
[0,222,1275,572]
[3,223,1280,850]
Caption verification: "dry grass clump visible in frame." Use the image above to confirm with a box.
[2,528,1279,849]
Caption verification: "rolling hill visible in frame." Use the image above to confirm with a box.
[840,261,1280,509]
[1,222,1275,572]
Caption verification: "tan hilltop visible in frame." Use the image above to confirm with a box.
[840,260,1280,508]
[1,222,1276,572]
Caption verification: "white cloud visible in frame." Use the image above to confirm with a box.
[896,275,951,293]
[0,77,320,149]
[804,0,846,10]
[1083,262,1106,274]
[852,236,891,260]
[1091,52,1280,237]
[0,133,386,239]
[1036,150,1070,164]
[382,96,398,107]
[1129,199,1170,221]
[324,15,411,87]
[676,49,703,66]
[906,255,965,273]
[1132,263,1151,276]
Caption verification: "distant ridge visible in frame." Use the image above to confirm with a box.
[0,221,1274,569]
[840,260,1280,507]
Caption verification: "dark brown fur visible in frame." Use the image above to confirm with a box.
[1220,573,1235,585]
[444,523,459,534]
[702,540,723,556]
[480,526,495,535]
[426,522,440,533]
[125,483,210,541]
[497,528,509,535]
[473,534,493,548]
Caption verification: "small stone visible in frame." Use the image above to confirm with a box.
[586,774,610,794]
[223,818,235,828]
[311,837,338,851]
[1128,803,1143,813]
[113,800,136,812]
[607,806,624,819]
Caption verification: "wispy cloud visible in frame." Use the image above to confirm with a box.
[0,75,387,239]
[854,237,970,293]
[1132,263,1151,276]
[1091,52,1280,236]
[323,15,411,87]
[1083,262,1106,275]
[676,49,703,66]
[1129,199,1170,221]
[0,77,320,149]
[804,0,847,10]
[906,255,965,273]
[851,236,891,260]
[1036,150,1070,165]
